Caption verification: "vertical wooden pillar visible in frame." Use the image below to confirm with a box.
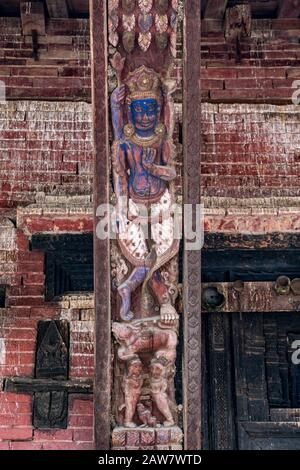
[90,0,111,450]
[183,0,202,450]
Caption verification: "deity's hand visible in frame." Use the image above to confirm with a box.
[142,148,157,167]
[111,84,126,108]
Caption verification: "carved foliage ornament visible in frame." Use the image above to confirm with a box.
[109,0,120,12]
[155,14,168,33]
[123,13,136,31]
[109,11,119,32]
[155,0,169,14]
[138,0,153,13]
[123,31,136,52]
[138,13,153,32]
[138,32,152,51]
[122,0,136,14]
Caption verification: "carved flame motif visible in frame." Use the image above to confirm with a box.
[155,14,168,33]
[138,13,153,32]
[123,13,136,32]
[138,0,153,14]
[138,31,152,51]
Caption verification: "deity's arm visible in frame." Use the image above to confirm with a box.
[112,142,128,210]
[111,85,125,140]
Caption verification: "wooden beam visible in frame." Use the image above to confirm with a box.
[202,281,300,313]
[5,377,93,394]
[183,0,202,451]
[278,0,300,18]
[90,0,111,451]
[204,0,228,19]
[46,0,69,18]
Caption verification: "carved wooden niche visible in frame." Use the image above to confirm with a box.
[34,320,69,428]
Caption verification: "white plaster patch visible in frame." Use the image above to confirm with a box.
[0,338,6,365]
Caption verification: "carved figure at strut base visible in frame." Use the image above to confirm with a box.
[119,357,143,427]
[150,357,175,427]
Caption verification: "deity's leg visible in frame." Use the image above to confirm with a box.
[148,271,170,306]
[118,266,148,321]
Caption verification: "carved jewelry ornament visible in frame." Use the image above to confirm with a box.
[138,0,153,13]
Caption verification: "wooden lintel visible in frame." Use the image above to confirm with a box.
[46,0,69,18]
[278,0,300,18]
[204,0,229,19]
[4,377,93,394]
[203,281,300,313]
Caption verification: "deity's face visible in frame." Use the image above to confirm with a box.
[130,98,159,133]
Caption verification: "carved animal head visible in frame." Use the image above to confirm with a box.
[112,322,135,343]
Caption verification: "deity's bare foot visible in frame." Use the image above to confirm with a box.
[124,422,136,428]
[118,285,134,321]
[163,419,175,427]
[160,303,178,326]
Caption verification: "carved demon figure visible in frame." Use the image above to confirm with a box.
[111,65,179,323]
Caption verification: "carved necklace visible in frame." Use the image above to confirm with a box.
[124,122,166,148]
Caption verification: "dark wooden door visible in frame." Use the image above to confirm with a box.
[203,312,300,450]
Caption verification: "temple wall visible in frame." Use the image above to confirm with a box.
[0,12,299,450]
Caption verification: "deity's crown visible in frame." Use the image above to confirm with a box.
[125,66,162,102]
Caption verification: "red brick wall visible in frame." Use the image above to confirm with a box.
[201,19,300,103]
[0,217,94,450]
[202,103,300,198]
[0,101,93,209]
[0,18,90,101]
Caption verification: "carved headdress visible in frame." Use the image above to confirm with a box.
[125,65,163,103]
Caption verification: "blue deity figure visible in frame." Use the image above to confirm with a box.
[110,66,179,323]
